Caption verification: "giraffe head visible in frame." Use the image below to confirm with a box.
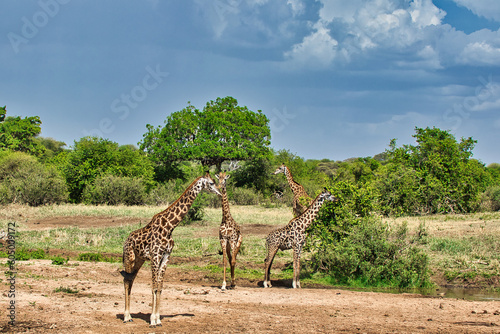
[198,172,222,196]
[215,171,230,191]
[319,188,338,203]
[272,163,286,175]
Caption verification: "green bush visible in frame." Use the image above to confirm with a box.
[0,152,68,206]
[63,137,155,202]
[480,186,500,211]
[51,256,68,265]
[311,218,431,288]
[13,247,46,261]
[82,175,147,205]
[229,186,261,205]
[145,181,178,206]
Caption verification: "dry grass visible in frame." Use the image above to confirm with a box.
[384,212,500,238]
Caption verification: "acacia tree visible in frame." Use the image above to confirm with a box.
[140,97,272,172]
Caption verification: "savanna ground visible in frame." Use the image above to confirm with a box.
[1,204,500,333]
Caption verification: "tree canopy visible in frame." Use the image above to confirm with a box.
[140,97,271,171]
[0,106,45,156]
[63,137,155,202]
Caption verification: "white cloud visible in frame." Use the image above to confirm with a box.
[458,41,500,66]
[409,0,445,27]
[284,0,447,68]
[452,0,500,22]
[284,23,339,68]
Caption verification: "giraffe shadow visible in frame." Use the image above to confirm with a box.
[257,279,294,288]
[116,312,195,323]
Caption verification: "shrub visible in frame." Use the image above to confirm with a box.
[0,152,68,206]
[82,175,146,205]
[51,256,68,265]
[145,181,178,206]
[480,186,500,212]
[229,186,261,205]
[311,218,431,288]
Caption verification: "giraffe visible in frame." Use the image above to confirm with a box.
[215,171,243,290]
[273,163,312,216]
[263,188,337,289]
[121,172,221,327]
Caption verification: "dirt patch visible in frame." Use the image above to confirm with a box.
[1,259,500,333]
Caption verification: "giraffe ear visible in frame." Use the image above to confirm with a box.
[215,174,220,180]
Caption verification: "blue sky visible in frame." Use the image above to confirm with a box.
[1,0,500,164]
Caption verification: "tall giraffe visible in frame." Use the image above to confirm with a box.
[263,188,337,289]
[273,163,312,216]
[121,172,221,328]
[215,171,243,290]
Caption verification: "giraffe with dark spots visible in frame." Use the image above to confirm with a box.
[272,163,312,217]
[215,171,243,290]
[263,188,337,289]
[121,172,221,328]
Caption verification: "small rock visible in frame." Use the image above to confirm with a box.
[483,310,488,314]
[439,303,444,309]
[471,310,477,314]
[493,310,500,315]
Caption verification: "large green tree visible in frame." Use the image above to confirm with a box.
[140,97,272,172]
[0,106,45,156]
[378,127,490,214]
[63,137,155,202]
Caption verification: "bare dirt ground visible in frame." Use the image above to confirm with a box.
[1,216,500,333]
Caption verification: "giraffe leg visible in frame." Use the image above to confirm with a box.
[122,242,144,323]
[150,250,171,327]
[220,239,228,290]
[263,245,278,288]
[292,246,302,289]
[230,235,243,288]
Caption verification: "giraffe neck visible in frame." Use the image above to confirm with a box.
[294,194,326,231]
[155,178,203,231]
[283,166,301,195]
[220,186,232,223]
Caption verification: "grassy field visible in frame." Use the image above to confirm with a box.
[1,204,500,289]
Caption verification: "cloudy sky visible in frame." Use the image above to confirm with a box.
[1,0,500,164]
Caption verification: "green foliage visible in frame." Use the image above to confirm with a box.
[0,106,46,156]
[35,137,67,162]
[54,286,78,293]
[481,186,500,211]
[311,218,432,288]
[77,252,118,262]
[229,186,262,205]
[13,248,46,261]
[379,127,490,215]
[0,152,68,206]
[51,256,68,265]
[140,96,272,171]
[63,137,155,202]
[82,174,147,205]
